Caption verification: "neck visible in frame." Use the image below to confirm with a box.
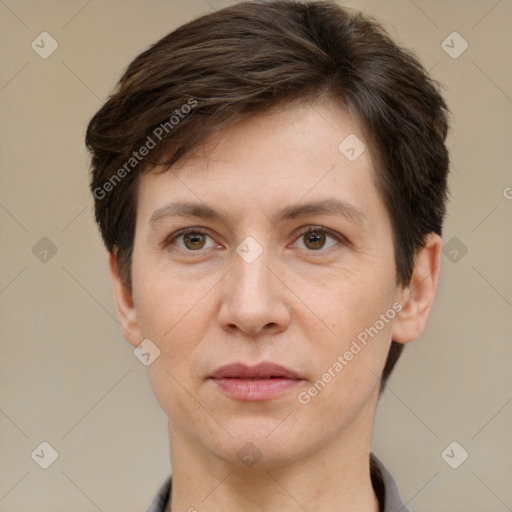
[166,403,380,512]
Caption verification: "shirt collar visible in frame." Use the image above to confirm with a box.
[145,452,409,512]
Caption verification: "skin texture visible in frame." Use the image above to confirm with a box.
[108,99,442,512]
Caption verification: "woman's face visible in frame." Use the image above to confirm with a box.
[121,100,407,466]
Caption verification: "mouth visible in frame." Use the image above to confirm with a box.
[210,361,303,380]
[208,362,304,401]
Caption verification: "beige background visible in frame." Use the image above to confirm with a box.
[1,0,511,510]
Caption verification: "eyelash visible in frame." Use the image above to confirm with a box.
[165,225,346,253]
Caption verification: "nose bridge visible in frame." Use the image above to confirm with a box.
[218,238,289,335]
[232,240,274,304]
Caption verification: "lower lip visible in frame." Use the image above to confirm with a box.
[210,378,302,401]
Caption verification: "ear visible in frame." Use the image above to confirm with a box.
[391,233,442,344]
[107,251,142,348]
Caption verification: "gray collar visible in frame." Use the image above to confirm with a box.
[145,452,409,512]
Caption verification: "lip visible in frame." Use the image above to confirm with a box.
[210,362,302,380]
[209,362,304,401]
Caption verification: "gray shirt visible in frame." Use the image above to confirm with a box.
[145,452,409,512]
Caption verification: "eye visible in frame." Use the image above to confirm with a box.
[168,228,218,251]
[293,226,343,251]
[165,226,345,253]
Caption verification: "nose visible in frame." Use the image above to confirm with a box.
[217,248,291,337]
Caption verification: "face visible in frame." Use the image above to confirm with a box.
[115,99,415,467]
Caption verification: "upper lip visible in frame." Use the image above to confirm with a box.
[210,362,302,380]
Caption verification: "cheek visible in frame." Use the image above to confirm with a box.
[133,257,209,338]
[139,276,211,424]
[302,320,393,426]
[305,270,397,397]
[311,268,396,341]
[133,264,219,384]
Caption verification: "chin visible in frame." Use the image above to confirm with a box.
[200,418,317,469]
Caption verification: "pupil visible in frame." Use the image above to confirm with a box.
[306,231,325,250]
[185,233,205,249]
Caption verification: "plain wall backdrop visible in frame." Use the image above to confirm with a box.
[1,0,511,511]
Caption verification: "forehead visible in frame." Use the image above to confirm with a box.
[135,99,388,232]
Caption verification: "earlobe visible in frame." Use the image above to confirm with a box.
[107,251,142,347]
[391,233,442,344]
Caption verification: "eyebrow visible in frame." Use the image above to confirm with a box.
[148,197,369,229]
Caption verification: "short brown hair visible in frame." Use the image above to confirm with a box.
[86,0,450,392]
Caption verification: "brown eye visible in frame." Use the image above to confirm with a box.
[294,226,341,252]
[167,228,216,251]
[183,232,207,250]
[303,230,327,250]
